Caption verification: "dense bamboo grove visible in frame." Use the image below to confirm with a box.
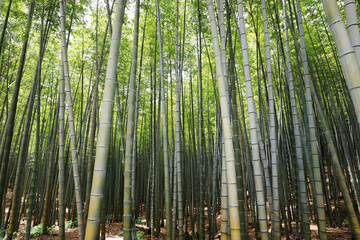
[1,0,360,239]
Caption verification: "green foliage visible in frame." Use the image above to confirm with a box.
[136,231,145,239]
[65,219,78,229]
[0,232,21,239]
[0,229,6,240]
[118,230,145,240]
[135,216,145,224]
[30,224,43,237]
[47,225,59,233]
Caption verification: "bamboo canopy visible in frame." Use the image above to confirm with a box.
[0,0,359,239]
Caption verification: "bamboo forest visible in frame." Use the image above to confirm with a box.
[2,0,360,239]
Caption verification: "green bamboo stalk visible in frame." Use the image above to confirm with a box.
[172,1,180,239]
[196,0,205,237]
[282,1,310,238]
[58,49,66,240]
[131,2,147,237]
[0,0,35,227]
[225,1,247,237]
[175,0,184,238]
[123,0,140,238]
[310,80,360,239]
[260,0,281,238]
[85,0,127,238]
[322,0,360,125]
[220,148,229,240]
[344,0,360,65]
[295,0,327,238]
[155,1,172,238]
[206,0,241,238]
[235,0,269,238]
[59,1,84,238]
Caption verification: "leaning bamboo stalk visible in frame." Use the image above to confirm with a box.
[295,0,327,238]
[282,1,311,238]
[0,0,35,227]
[235,0,269,238]
[322,0,360,126]
[59,1,84,238]
[206,0,241,238]
[85,0,127,238]
[225,0,247,237]
[344,0,360,65]
[310,80,360,239]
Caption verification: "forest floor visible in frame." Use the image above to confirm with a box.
[12,214,353,239]
[12,221,352,239]
[6,190,353,239]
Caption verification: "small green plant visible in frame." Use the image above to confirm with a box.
[0,231,20,239]
[118,230,145,239]
[344,217,350,225]
[0,229,7,239]
[65,219,78,229]
[30,224,43,237]
[47,224,59,233]
[136,230,145,239]
[135,216,145,224]
[118,231,145,240]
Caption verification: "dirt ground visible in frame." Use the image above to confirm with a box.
[6,189,353,239]
[12,220,352,239]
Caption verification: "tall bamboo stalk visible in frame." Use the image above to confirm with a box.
[0,1,35,227]
[322,0,360,126]
[310,80,360,239]
[123,0,140,238]
[206,0,241,238]
[261,0,281,238]
[59,1,84,238]
[296,0,327,238]
[156,1,172,238]
[235,0,269,238]
[85,0,127,238]
[344,0,360,65]
[175,0,184,238]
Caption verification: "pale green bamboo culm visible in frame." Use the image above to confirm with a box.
[175,0,184,238]
[123,0,140,238]
[261,0,280,238]
[85,0,127,239]
[344,0,360,66]
[220,150,229,240]
[156,0,172,239]
[59,0,85,238]
[236,0,269,238]
[282,0,310,238]
[296,0,327,238]
[322,0,360,126]
[58,52,66,240]
[206,0,241,238]
[310,81,360,240]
